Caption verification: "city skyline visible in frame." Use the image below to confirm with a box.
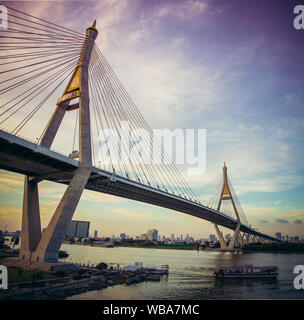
[0,0,304,239]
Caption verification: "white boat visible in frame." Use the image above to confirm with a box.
[214,264,279,278]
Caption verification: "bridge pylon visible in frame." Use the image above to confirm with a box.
[19,21,98,264]
[213,163,242,251]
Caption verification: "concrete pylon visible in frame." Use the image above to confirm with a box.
[213,163,241,251]
[227,222,240,250]
[19,21,98,264]
[214,223,227,250]
[19,177,42,261]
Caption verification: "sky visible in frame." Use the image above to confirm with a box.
[0,0,304,239]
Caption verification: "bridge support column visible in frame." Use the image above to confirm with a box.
[245,233,250,245]
[19,177,42,262]
[213,223,241,251]
[227,222,241,250]
[213,224,227,250]
[240,232,245,248]
[40,101,69,148]
[31,166,91,263]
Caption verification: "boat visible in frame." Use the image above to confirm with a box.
[214,265,279,278]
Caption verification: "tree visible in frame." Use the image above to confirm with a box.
[96,262,108,270]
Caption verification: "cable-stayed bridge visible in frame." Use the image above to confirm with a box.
[0,7,279,264]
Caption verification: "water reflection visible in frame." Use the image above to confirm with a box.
[214,277,279,289]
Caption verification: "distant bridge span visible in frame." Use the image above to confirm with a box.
[0,128,278,243]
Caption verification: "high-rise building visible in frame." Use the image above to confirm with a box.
[140,233,147,240]
[146,229,158,241]
[225,234,231,241]
[209,234,217,242]
[94,230,98,238]
[66,220,90,238]
[275,232,282,241]
[120,233,126,240]
[171,233,174,241]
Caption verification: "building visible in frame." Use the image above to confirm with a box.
[13,230,21,237]
[225,234,231,241]
[209,234,217,242]
[94,230,98,238]
[139,233,147,240]
[275,232,282,241]
[66,220,90,238]
[120,233,126,240]
[146,229,158,241]
[171,233,174,241]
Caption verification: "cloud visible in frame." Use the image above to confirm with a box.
[282,210,304,218]
[294,219,303,224]
[155,0,208,21]
[112,208,151,219]
[258,220,268,224]
[275,219,289,224]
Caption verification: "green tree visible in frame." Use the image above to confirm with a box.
[96,262,108,270]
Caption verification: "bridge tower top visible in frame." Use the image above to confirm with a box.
[41,20,98,167]
[217,162,241,222]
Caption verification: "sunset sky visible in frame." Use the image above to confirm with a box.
[0,0,303,239]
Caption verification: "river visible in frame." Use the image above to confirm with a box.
[61,244,304,300]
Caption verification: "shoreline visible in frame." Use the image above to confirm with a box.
[63,243,304,254]
[63,241,199,250]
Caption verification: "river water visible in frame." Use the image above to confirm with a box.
[62,244,304,300]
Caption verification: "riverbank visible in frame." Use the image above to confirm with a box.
[243,250,304,254]
[63,241,199,250]
[242,242,304,253]
[0,256,169,300]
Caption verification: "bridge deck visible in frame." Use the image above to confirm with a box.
[0,129,278,242]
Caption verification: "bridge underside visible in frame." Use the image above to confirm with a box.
[0,129,279,242]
